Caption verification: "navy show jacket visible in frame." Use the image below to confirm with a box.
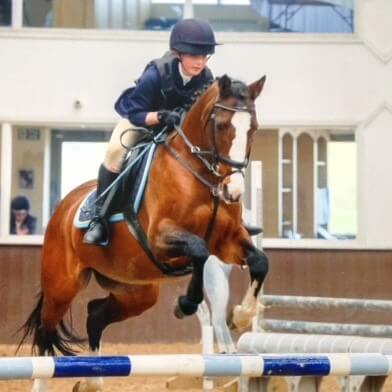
[114,57,213,127]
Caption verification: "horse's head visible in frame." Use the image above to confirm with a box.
[188,74,266,203]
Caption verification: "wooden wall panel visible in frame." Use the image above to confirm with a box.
[252,130,279,237]
[53,0,95,28]
[0,246,249,344]
[297,134,314,238]
[264,249,392,325]
[1,246,392,344]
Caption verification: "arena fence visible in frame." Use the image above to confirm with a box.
[234,294,392,392]
[259,295,392,337]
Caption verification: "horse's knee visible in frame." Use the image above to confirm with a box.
[247,248,269,282]
[165,232,209,263]
[185,235,209,263]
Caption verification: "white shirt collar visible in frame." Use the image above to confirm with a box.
[178,63,192,85]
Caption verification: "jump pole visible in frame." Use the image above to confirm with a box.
[2,354,392,380]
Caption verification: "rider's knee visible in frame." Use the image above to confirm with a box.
[103,148,125,173]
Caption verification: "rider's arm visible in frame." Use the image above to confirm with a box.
[126,67,162,127]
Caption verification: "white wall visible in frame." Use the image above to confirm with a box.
[0,0,391,248]
[0,33,379,125]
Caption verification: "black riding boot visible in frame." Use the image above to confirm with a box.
[83,164,119,247]
[243,222,263,236]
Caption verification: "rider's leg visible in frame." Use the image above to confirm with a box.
[83,118,143,246]
[243,223,263,236]
[242,208,263,236]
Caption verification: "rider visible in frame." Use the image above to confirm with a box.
[84,18,219,246]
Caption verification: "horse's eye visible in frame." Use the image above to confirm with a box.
[216,122,227,132]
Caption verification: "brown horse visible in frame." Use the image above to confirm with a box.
[20,75,267,391]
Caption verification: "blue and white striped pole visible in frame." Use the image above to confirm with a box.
[1,354,392,380]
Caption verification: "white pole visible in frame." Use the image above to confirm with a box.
[183,0,194,18]
[12,0,23,29]
[0,123,13,237]
[292,135,298,236]
[201,325,214,391]
[42,127,51,230]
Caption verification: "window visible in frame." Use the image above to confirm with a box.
[50,130,111,214]
[327,135,356,238]
[17,0,353,32]
[0,0,11,26]
[60,141,107,199]
[3,126,111,236]
[23,0,94,28]
[254,0,354,33]
[252,128,357,240]
[11,127,45,235]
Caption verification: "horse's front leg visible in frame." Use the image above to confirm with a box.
[231,243,269,331]
[203,256,236,353]
[160,230,210,319]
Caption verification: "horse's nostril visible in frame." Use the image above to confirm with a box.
[222,185,241,203]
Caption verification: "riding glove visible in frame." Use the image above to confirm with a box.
[157,110,182,127]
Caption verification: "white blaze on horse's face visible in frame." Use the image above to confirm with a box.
[225,111,252,202]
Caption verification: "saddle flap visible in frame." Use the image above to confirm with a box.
[74,143,157,229]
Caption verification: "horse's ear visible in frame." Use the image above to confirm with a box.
[248,75,266,100]
[218,74,232,99]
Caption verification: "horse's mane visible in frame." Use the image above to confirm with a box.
[184,81,219,130]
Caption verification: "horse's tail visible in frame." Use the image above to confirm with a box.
[16,292,85,356]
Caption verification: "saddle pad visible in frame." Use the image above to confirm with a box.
[74,143,157,229]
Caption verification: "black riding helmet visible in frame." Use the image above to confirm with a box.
[170,18,220,56]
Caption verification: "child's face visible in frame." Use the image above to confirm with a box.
[180,53,210,77]
[13,209,28,223]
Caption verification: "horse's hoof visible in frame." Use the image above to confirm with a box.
[72,381,82,392]
[174,303,185,319]
[72,380,103,392]
[226,308,236,330]
[174,296,199,319]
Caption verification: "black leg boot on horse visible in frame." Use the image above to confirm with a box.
[83,164,119,246]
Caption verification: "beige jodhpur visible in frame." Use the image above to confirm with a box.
[103,118,146,173]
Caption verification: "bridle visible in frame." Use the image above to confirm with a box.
[210,102,252,170]
[165,99,255,200]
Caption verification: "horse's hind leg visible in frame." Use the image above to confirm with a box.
[73,283,159,392]
[29,282,86,392]
[25,262,90,392]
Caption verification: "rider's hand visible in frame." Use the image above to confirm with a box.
[157,110,182,127]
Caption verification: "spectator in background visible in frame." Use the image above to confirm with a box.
[10,196,37,235]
